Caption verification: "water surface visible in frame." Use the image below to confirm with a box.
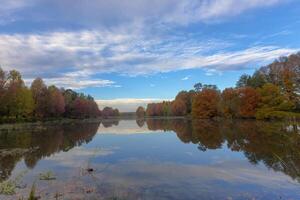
[0,119,300,199]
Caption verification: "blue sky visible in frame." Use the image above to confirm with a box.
[0,0,300,111]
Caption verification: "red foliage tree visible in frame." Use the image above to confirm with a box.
[171,99,187,116]
[237,87,260,118]
[192,89,220,118]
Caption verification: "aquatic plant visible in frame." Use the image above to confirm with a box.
[0,170,28,195]
[0,180,16,195]
[39,171,56,180]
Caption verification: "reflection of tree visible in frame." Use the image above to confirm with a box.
[192,120,223,151]
[136,119,145,128]
[146,119,300,182]
[101,119,119,128]
[0,122,100,181]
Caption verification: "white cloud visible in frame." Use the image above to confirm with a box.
[96,98,172,112]
[0,0,288,25]
[0,30,297,84]
[25,77,115,90]
[181,76,191,81]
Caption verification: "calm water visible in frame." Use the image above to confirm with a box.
[0,119,300,200]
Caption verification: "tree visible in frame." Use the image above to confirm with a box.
[250,70,267,88]
[162,101,172,116]
[236,74,252,88]
[192,88,220,118]
[5,70,34,119]
[0,68,7,116]
[194,82,217,92]
[102,107,115,118]
[171,100,186,116]
[220,88,239,118]
[136,106,145,118]
[31,78,50,118]
[194,83,203,92]
[175,90,195,114]
[48,86,65,117]
[18,87,34,118]
[255,83,295,119]
[237,87,260,118]
[282,67,298,110]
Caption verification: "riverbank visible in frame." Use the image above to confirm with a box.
[0,118,103,131]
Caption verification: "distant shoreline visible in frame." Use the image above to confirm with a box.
[1,116,299,131]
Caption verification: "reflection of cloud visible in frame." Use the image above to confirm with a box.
[46,159,300,199]
[45,147,115,167]
[97,159,298,189]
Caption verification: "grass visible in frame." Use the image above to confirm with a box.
[256,110,300,120]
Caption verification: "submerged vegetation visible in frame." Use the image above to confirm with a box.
[142,53,300,120]
[0,68,119,124]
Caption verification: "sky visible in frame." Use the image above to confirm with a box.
[0,0,300,111]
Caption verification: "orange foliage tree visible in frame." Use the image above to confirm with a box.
[192,88,220,118]
[220,88,239,118]
[237,87,260,118]
[171,99,187,116]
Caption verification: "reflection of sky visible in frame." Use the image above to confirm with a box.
[88,133,244,165]
[31,130,300,199]
[97,120,155,134]
[2,121,300,200]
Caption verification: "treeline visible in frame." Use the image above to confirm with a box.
[141,52,300,120]
[0,68,119,123]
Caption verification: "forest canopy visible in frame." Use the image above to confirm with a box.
[0,69,119,123]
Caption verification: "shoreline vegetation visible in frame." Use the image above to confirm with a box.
[0,68,120,124]
[137,53,300,120]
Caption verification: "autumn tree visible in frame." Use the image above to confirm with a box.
[0,68,7,116]
[48,86,65,117]
[220,88,239,118]
[192,88,221,118]
[31,78,50,118]
[175,90,195,114]
[171,99,186,116]
[5,70,34,119]
[237,87,260,118]
[282,67,298,109]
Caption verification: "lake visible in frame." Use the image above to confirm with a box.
[0,119,300,200]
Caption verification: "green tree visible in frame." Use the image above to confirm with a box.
[256,83,294,119]
[236,74,252,88]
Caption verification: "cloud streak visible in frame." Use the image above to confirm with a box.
[0,0,289,26]
[0,31,297,82]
